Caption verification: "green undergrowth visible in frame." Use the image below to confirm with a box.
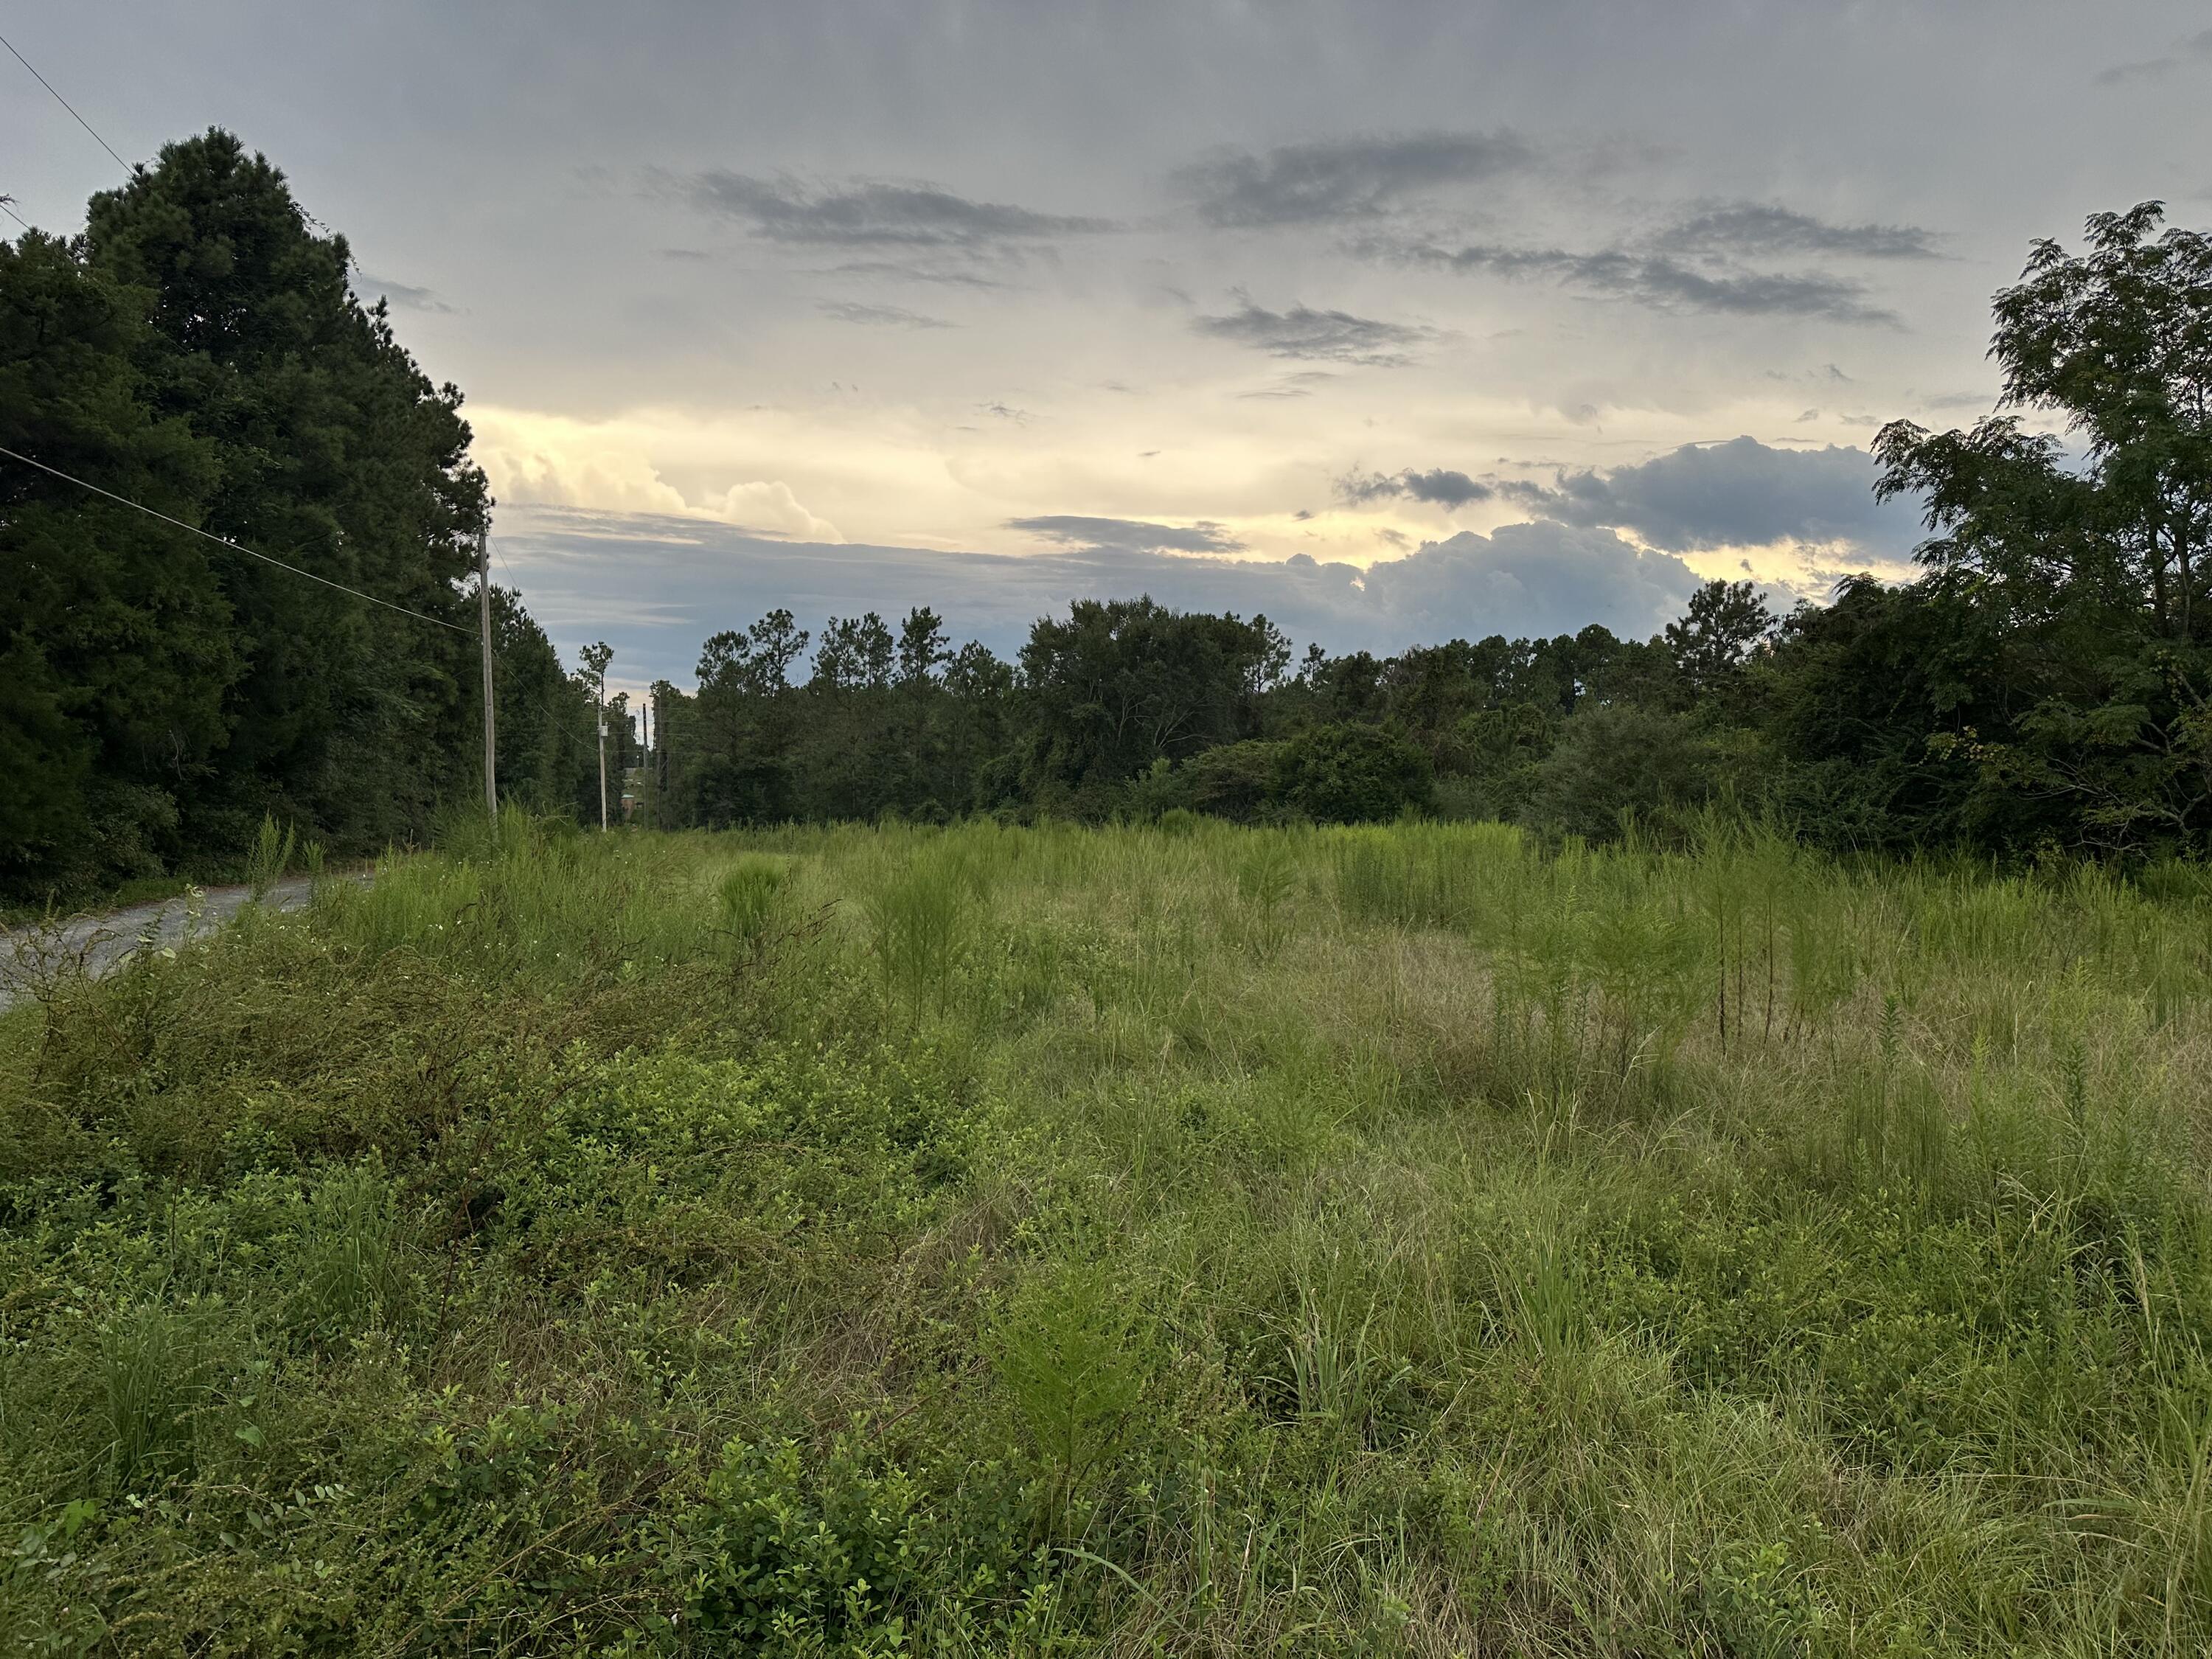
[4,810,2211,1654]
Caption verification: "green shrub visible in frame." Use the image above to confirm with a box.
[1274,723,1433,824]
[1520,704,1740,841]
[672,1435,1051,1653]
[98,1301,209,1487]
[1180,738,1287,823]
[246,813,296,900]
[864,847,973,1015]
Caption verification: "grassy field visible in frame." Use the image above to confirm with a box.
[3,815,2210,1655]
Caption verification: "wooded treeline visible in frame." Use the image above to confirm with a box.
[7,128,2209,897]
[1,131,605,902]
[641,204,2212,859]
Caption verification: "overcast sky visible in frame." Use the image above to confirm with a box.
[10,2,2211,694]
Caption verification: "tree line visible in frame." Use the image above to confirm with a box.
[7,128,2208,898]
[640,203,2212,859]
[1,131,608,903]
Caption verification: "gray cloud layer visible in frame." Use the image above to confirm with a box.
[677,170,1115,247]
[825,261,1009,289]
[500,504,1702,686]
[1658,202,1939,260]
[1193,297,1433,364]
[1176,129,1534,227]
[1336,467,1494,507]
[1500,436,1921,553]
[1383,240,1895,322]
[1005,515,1243,554]
[2096,27,2212,85]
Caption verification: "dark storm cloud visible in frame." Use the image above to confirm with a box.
[816,299,954,329]
[1500,436,1920,553]
[1004,515,1244,554]
[1380,240,1896,323]
[495,505,1699,681]
[1658,203,1940,260]
[1175,129,1534,227]
[1335,467,1494,508]
[1192,298,1433,365]
[674,170,1115,247]
[2096,27,2212,85]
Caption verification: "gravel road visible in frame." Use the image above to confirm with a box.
[0,876,329,1013]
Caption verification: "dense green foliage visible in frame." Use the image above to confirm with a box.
[5,818,2211,1652]
[1,132,600,904]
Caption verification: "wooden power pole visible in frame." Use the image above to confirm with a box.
[477,527,497,817]
[581,641,613,831]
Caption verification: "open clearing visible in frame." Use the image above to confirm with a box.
[4,816,2210,1655]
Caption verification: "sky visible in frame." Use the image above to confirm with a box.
[9,2,2212,698]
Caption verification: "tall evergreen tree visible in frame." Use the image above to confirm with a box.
[84,129,490,853]
[0,231,229,893]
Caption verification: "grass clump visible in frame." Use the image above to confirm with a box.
[4,816,2212,1652]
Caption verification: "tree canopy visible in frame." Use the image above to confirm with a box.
[1,131,599,900]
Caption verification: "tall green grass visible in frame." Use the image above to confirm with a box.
[4,814,2211,1652]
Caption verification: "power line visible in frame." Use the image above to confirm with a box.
[3,445,611,783]
[0,442,471,634]
[0,38,615,799]
[0,29,372,286]
[0,31,130,173]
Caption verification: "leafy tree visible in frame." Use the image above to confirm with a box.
[897,607,952,690]
[1017,598,1281,804]
[812,613,894,692]
[1754,580,1998,850]
[689,613,812,825]
[943,640,1015,810]
[1870,203,2212,850]
[1436,702,1556,821]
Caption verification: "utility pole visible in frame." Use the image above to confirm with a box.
[477,527,497,818]
[581,641,613,831]
[655,681,670,799]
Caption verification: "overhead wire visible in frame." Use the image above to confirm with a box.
[7,439,618,781]
[0,442,472,633]
[0,30,130,172]
[1,30,633,785]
